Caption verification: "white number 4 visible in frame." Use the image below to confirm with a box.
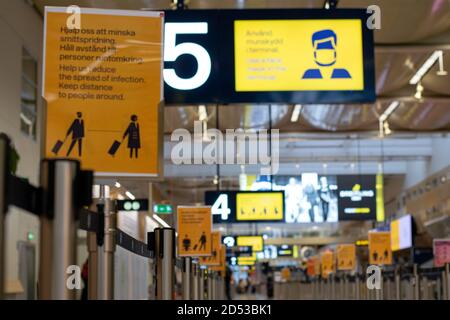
[164,22,212,90]
[212,194,231,220]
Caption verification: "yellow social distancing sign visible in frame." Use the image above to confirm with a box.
[369,231,392,265]
[177,207,212,257]
[236,192,284,221]
[321,251,334,279]
[337,244,356,271]
[237,236,264,252]
[200,231,221,266]
[210,245,227,274]
[43,7,163,177]
[235,19,364,92]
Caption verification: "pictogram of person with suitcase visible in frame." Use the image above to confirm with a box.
[51,112,85,157]
[109,114,141,159]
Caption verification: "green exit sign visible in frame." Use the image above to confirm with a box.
[154,204,173,214]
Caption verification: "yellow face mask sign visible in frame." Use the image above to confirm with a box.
[337,244,356,271]
[200,231,221,266]
[235,19,364,92]
[321,251,335,279]
[236,192,284,221]
[177,207,212,257]
[369,231,392,265]
[43,7,163,176]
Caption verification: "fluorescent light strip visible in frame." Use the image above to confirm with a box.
[290,104,303,122]
[153,214,171,228]
[409,50,442,85]
[379,101,399,122]
[125,191,135,200]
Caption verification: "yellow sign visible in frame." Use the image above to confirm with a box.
[307,257,317,277]
[177,206,212,257]
[237,236,264,252]
[235,19,364,92]
[236,192,284,221]
[337,244,356,271]
[43,8,163,176]
[210,245,227,274]
[321,251,334,278]
[369,231,392,265]
[200,231,221,266]
[237,253,257,266]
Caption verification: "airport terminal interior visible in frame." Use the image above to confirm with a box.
[0,0,449,301]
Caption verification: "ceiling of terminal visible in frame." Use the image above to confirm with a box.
[32,0,450,132]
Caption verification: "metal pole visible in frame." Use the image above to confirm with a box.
[0,134,9,300]
[182,257,191,300]
[355,276,360,300]
[445,264,450,300]
[96,187,116,300]
[395,271,401,300]
[87,223,98,300]
[211,271,217,300]
[207,269,213,300]
[155,227,175,300]
[199,267,206,300]
[191,261,199,300]
[39,159,79,300]
[413,264,419,300]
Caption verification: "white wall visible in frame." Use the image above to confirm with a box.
[0,0,43,288]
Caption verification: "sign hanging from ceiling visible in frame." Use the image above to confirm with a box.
[205,190,285,223]
[163,9,375,105]
[43,7,164,177]
[337,175,377,221]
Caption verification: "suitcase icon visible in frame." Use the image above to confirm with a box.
[108,140,121,156]
[52,140,64,155]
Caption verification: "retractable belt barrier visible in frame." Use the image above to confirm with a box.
[0,133,159,299]
[79,208,153,259]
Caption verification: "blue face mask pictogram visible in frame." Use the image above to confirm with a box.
[302,29,352,80]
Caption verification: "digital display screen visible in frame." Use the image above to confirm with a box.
[205,191,285,223]
[237,236,264,252]
[236,192,284,221]
[163,9,375,105]
[391,215,413,251]
[251,174,339,223]
[234,19,364,92]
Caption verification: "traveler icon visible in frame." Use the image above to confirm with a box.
[198,232,207,251]
[66,112,85,157]
[182,235,191,252]
[123,114,141,159]
[302,29,351,80]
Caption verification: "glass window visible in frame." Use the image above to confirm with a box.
[20,48,38,140]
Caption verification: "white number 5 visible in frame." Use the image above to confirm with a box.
[164,22,212,90]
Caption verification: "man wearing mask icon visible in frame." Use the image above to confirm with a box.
[302,29,351,79]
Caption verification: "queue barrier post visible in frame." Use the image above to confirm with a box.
[182,257,191,300]
[154,227,175,300]
[207,269,214,300]
[97,186,116,300]
[444,264,450,300]
[413,264,420,300]
[0,134,9,300]
[190,260,199,300]
[39,159,87,299]
[199,266,206,300]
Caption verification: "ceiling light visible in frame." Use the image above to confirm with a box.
[379,101,399,122]
[383,121,392,136]
[115,182,121,188]
[409,50,443,85]
[290,104,303,122]
[125,191,135,200]
[414,83,424,100]
[117,194,125,200]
